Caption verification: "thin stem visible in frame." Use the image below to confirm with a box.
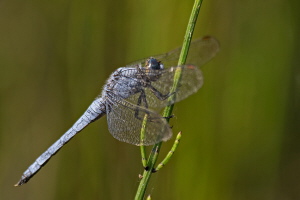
[134,0,203,199]
[140,115,148,167]
[140,146,147,168]
[163,0,203,117]
[154,131,182,172]
[135,143,161,200]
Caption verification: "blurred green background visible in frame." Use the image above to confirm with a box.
[1,0,299,199]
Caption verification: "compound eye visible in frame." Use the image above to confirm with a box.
[148,58,161,70]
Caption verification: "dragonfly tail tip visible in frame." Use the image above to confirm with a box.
[14,182,20,187]
[14,179,25,187]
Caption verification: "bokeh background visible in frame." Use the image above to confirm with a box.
[1,0,299,199]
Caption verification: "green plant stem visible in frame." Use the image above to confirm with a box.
[134,0,203,199]
[140,115,148,167]
[135,143,162,199]
[154,131,182,172]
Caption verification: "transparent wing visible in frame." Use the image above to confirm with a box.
[124,65,203,110]
[106,92,172,146]
[127,36,220,68]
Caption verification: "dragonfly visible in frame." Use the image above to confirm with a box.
[15,36,219,186]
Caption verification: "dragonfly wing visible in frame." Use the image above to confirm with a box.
[123,65,203,110]
[106,92,172,146]
[155,36,220,67]
[126,36,219,68]
[185,36,220,67]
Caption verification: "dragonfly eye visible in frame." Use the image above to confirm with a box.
[146,57,163,70]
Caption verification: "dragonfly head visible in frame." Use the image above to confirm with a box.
[145,57,164,70]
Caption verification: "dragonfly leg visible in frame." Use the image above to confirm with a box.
[134,90,162,123]
[148,85,175,101]
[164,114,174,119]
[143,166,159,173]
[134,90,150,120]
